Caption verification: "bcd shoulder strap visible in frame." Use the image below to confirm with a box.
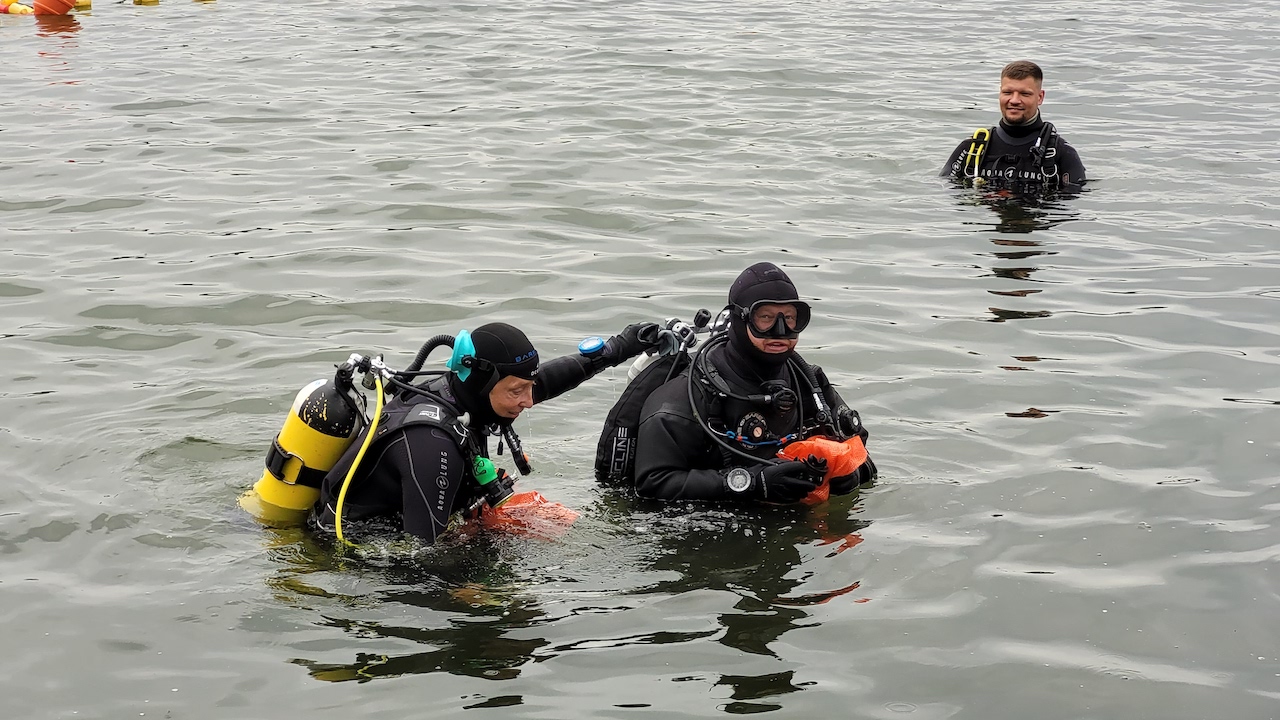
[961,126,994,178]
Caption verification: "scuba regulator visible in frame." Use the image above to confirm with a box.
[472,457,515,510]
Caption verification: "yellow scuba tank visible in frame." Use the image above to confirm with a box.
[239,371,364,526]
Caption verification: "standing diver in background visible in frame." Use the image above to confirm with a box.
[941,60,1086,193]
[310,320,660,543]
[617,262,877,503]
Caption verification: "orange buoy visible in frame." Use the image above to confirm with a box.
[778,435,869,505]
[477,490,579,539]
[33,0,74,14]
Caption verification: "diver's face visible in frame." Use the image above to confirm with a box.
[747,303,800,355]
[999,76,1044,124]
[489,375,535,419]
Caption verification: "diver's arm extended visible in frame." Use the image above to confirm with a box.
[532,353,600,404]
[533,322,660,404]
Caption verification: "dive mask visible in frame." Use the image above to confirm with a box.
[735,300,811,340]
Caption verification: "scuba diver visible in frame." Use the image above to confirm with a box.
[310,321,662,543]
[940,60,1086,193]
[242,320,661,544]
[601,262,877,503]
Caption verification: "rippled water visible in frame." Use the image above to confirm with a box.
[3,0,1278,718]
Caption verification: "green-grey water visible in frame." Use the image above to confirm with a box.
[2,1,1277,718]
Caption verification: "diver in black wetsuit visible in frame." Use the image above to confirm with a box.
[630,263,876,503]
[941,60,1086,193]
[311,321,659,543]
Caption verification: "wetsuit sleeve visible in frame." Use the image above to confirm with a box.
[632,381,754,501]
[535,324,661,403]
[396,425,470,542]
[532,353,597,404]
[634,407,741,501]
[1056,141,1086,188]
[940,138,970,177]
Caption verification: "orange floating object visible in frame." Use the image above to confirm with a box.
[33,0,74,14]
[773,580,866,607]
[778,435,868,505]
[477,490,579,539]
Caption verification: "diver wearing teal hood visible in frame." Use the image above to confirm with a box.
[313,320,660,543]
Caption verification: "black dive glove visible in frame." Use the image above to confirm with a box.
[725,457,826,504]
[830,456,877,496]
[601,322,661,366]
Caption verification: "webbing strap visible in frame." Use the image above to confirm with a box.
[264,436,327,489]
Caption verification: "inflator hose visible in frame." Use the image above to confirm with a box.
[688,334,783,467]
[404,334,456,374]
[334,374,385,547]
[788,354,842,440]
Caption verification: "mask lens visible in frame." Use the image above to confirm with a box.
[750,305,799,334]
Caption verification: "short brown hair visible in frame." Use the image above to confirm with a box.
[1001,60,1043,83]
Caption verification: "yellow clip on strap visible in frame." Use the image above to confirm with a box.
[963,127,990,179]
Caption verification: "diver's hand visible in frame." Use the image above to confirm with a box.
[830,456,877,496]
[603,322,662,364]
[755,459,824,504]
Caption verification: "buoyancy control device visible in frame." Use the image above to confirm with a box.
[593,305,873,490]
[594,310,714,484]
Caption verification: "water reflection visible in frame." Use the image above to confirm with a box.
[716,671,806,714]
[961,194,1079,325]
[34,14,80,38]
[259,492,870,704]
[295,595,549,684]
[966,193,1079,235]
[626,497,871,710]
[262,530,554,685]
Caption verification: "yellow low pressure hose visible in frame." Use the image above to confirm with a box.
[335,374,384,547]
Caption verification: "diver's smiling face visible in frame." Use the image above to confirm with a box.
[742,298,798,351]
[750,335,797,354]
[746,302,800,355]
[489,375,535,419]
[1000,76,1044,124]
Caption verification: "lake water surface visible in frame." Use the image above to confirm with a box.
[2,1,1278,718]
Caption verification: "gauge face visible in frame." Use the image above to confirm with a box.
[737,412,769,443]
[578,336,606,356]
[726,467,752,493]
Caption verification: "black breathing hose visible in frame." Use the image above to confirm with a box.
[404,334,456,374]
[788,353,843,440]
[687,334,782,467]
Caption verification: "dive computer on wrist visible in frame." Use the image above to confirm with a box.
[726,467,752,494]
